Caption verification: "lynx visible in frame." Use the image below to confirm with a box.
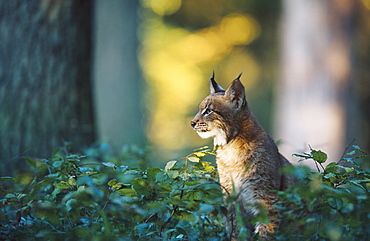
[190,73,295,240]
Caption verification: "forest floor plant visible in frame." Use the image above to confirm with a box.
[0,143,369,240]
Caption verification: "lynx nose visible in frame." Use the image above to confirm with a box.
[190,120,196,128]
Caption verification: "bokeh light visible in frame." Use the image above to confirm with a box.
[139,1,262,160]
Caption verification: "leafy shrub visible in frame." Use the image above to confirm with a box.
[0,145,226,240]
[0,144,369,240]
[273,145,370,241]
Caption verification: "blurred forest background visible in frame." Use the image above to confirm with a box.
[0,0,369,175]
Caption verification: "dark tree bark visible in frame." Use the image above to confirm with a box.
[0,1,95,174]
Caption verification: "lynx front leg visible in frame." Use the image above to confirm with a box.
[226,203,239,241]
[254,200,280,240]
[254,222,276,240]
[226,198,256,241]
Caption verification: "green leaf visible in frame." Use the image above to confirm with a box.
[53,160,63,168]
[188,156,200,163]
[166,198,186,206]
[68,177,77,186]
[324,173,336,179]
[200,161,216,172]
[184,191,199,202]
[112,182,123,190]
[120,165,129,172]
[158,182,172,193]
[184,181,200,186]
[56,181,70,189]
[108,179,117,187]
[353,145,361,150]
[193,152,207,158]
[325,162,337,170]
[147,167,161,182]
[155,171,167,182]
[167,170,179,179]
[292,153,311,159]
[125,170,141,175]
[198,203,215,214]
[5,193,16,199]
[25,157,37,168]
[165,160,177,170]
[0,176,15,181]
[66,199,78,212]
[176,210,192,220]
[347,180,367,192]
[311,150,328,163]
[78,167,98,176]
[102,162,116,168]
[342,166,354,173]
[132,178,152,196]
[193,146,209,151]
[79,171,98,176]
[116,188,136,196]
[347,150,356,156]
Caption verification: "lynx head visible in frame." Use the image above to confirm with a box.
[190,72,250,146]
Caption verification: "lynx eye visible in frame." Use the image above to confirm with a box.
[202,107,213,116]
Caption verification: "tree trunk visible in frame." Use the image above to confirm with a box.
[275,0,356,165]
[92,0,144,154]
[0,1,95,174]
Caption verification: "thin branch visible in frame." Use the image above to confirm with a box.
[314,159,321,173]
[160,183,185,234]
[337,139,356,165]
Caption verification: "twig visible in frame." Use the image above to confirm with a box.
[160,184,185,234]
[337,139,356,165]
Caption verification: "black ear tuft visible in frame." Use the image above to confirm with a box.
[236,72,243,80]
[209,71,225,94]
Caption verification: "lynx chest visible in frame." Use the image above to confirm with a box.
[215,144,257,193]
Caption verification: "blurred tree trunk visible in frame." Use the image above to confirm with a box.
[275,0,357,165]
[92,0,144,154]
[0,1,95,175]
[357,2,370,160]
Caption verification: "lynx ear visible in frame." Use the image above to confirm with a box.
[209,71,225,94]
[225,73,246,109]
